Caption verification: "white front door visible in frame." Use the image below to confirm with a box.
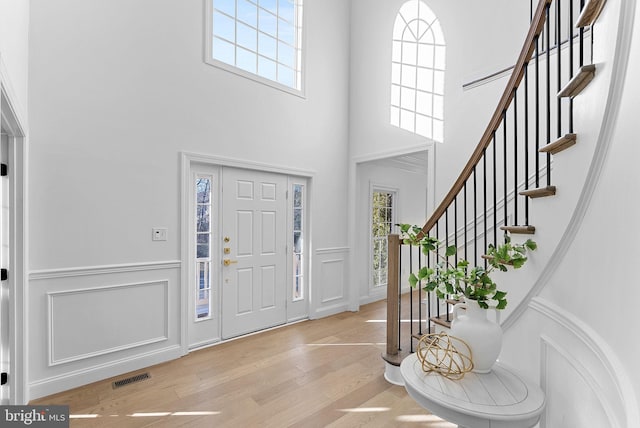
[221,168,287,339]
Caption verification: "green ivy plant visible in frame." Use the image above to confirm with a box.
[397,223,537,310]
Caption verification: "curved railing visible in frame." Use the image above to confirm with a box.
[384,0,598,364]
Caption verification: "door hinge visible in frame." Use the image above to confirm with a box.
[1,269,7,281]
[0,164,7,177]
[1,373,7,385]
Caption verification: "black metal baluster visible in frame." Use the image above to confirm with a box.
[503,111,508,234]
[398,242,402,351]
[483,148,488,267]
[493,132,497,247]
[409,244,413,353]
[418,246,422,336]
[513,89,519,226]
[535,35,541,187]
[569,0,575,133]
[557,0,563,144]
[524,64,530,225]
[473,166,478,265]
[546,4,552,187]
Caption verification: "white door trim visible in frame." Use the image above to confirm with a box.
[0,79,28,404]
[180,152,314,353]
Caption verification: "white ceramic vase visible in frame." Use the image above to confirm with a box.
[450,297,503,373]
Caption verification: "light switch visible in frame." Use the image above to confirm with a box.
[152,227,168,241]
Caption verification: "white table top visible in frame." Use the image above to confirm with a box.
[400,354,545,428]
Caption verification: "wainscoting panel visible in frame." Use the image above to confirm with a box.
[48,281,169,366]
[28,261,182,400]
[313,247,349,318]
[502,297,637,428]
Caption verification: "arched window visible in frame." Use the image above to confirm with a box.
[390,1,445,142]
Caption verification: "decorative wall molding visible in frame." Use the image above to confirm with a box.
[531,297,639,427]
[182,151,316,178]
[47,281,169,366]
[30,260,181,280]
[540,336,620,428]
[319,259,345,303]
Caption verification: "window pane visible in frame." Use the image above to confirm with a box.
[259,32,277,59]
[278,41,294,67]
[214,11,236,42]
[416,67,433,92]
[237,47,257,73]
[215,0,236,17]
[401,64,416,87]
[294,208,302,231]
[197,179,211,203]
[279,18,295,45]
[258,56,277,80]
[390,106,400,126]
[259,8,277,36]
[433,94,444,119]
[400,109,415,132]
[197,206,211,232]
[391,63,401,85]
[416,114,432,138]
[401,87,416,111]
[418,44,434,68]
[293,184,303,207]
[259,0,277,14]
[434,70,445,94]
[434,45,446,70]
[279,0,295,22]
[237,22,257,51]
[237,0,257,27]
[277,64,294,86]
[213,37,235,65]
[416,91,433,115]
[197,244,210,259]
[402,41,417,66]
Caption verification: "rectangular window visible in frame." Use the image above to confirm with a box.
[207,0,304,94]
[292,183,304,300]
[196,177,213,320]
[371,190,396,288]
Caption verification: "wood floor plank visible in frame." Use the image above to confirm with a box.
[31,298,452,427]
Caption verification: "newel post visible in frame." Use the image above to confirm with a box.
[386,234,400,356]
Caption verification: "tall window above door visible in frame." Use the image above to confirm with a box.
[371,189,397,288]
[206,0,304,94]
[390,0,445,142]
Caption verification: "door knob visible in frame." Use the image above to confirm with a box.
[223,259,238,266]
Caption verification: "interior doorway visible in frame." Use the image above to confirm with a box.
[0,88,27,404]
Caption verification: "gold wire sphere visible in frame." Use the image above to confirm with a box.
[416,332,474,380]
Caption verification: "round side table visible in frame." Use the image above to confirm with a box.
[400,354,545,428]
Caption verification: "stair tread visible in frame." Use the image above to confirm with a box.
[576,0,607,27]
[520,186,557,198]
[540,133,577,154]
[558,65,596,98]
[501,225,536,234]
[430,314,454,328]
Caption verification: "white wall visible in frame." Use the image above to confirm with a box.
[349,0,529,201]
[27,0,351,398]
[0,0,30,121]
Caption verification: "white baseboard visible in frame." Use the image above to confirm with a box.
[28,345,182,400]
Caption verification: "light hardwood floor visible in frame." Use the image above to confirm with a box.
[31,298,455,427]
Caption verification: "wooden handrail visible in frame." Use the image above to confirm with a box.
[417,0,553,240]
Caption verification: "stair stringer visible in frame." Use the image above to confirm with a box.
[495,0,640,426]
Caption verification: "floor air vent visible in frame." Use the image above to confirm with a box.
[112,372,150,389]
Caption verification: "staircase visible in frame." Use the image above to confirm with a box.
[382,0,607,385]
